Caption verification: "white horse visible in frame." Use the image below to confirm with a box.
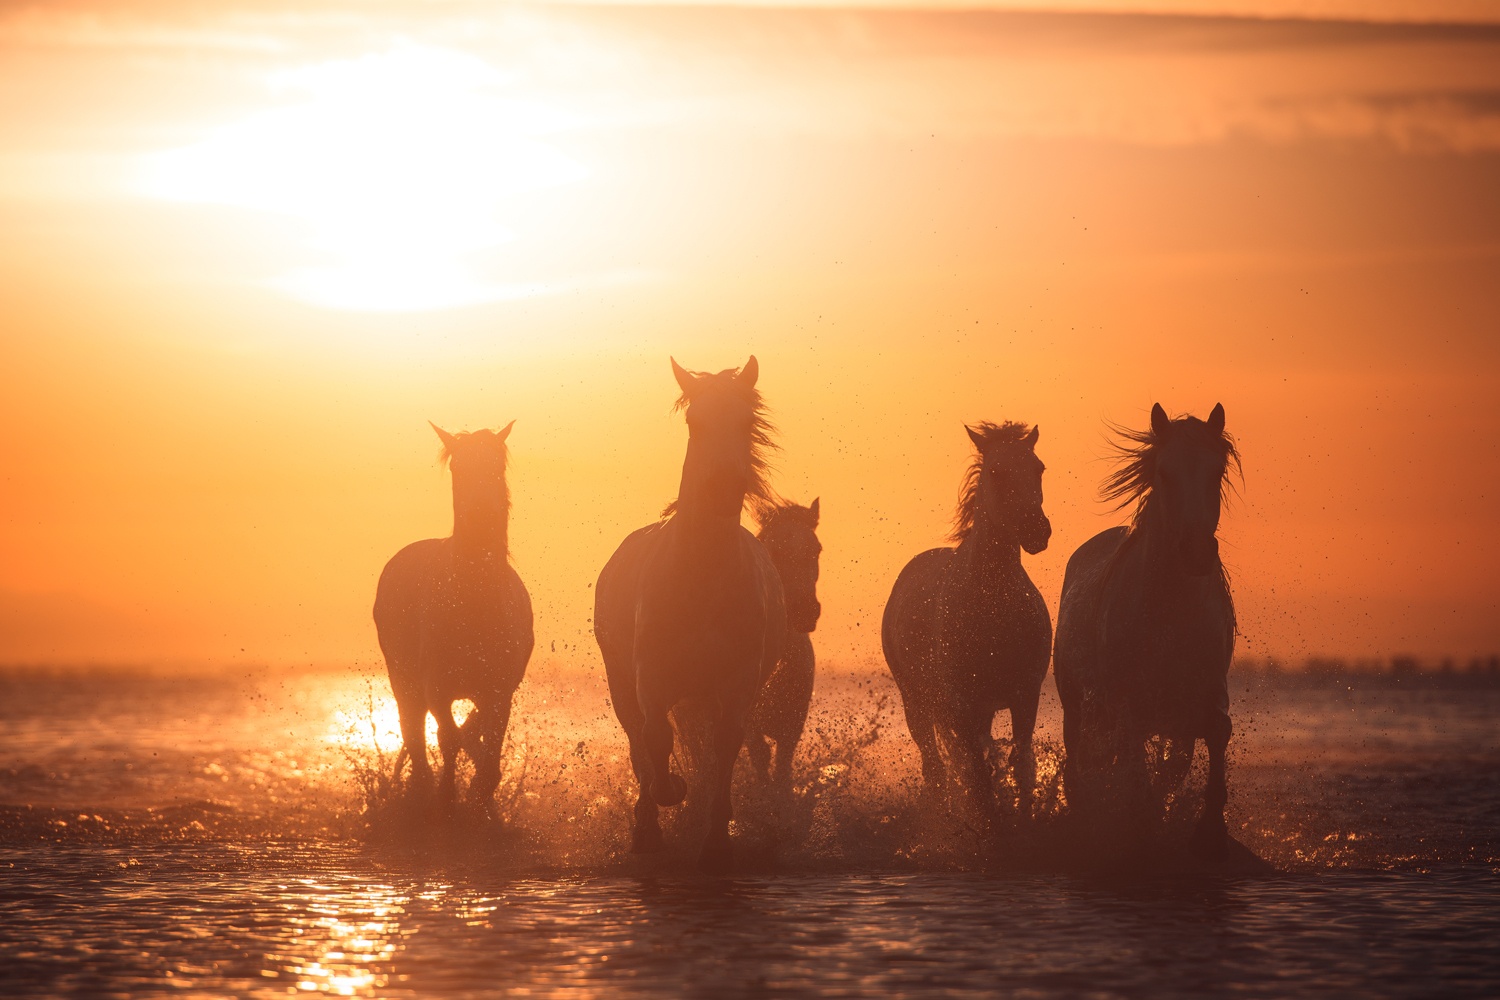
[373,422,534,813]
[1054,403,1239,857]
[594,358,787,871]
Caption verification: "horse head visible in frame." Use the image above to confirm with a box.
[961,422,1051,555]
[433,420,514,526]
[669,356,774,521]
[1144,402,1235,576]
[759,498,822,632]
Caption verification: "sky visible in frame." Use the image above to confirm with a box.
[1,1,1498,670]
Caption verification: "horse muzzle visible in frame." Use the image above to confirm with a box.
[789,598,821,633]
[1020,513,1052,555]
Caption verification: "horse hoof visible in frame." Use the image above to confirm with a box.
[631,825,665,853]
[1192,819,1230,862]
[698,837,733,874]
[651,773,688,807]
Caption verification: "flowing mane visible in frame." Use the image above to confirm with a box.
[1100,412,1241,524]
[951,420,1034,542]
[661,365,782,521]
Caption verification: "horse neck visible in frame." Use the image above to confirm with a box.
[1130,494,1212,581]
[670,454,746,556]
[956,509,1022,575]
[451,483,509,561]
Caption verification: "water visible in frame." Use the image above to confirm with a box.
[2,666,1498,996]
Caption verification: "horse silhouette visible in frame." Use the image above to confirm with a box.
[594,357,787,871]
[1054,403,1239,858]
[373,422,534,814]
[745,498,822,787]
[882,422,1052,829]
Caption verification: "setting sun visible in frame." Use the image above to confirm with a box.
[139,43,586,311]
[2,0,1499,994]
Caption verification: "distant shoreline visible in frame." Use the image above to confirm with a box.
[3,655,1497,688]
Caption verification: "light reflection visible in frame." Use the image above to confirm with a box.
[278,913,399,996]
[328,695,473,755]
[139,42,587,311]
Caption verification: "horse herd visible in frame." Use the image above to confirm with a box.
[373,356,1241,871]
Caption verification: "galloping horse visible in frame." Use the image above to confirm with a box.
[745,498,823,787]
[882,422,1052,826]
[594,357,787,871]
[373,422,534,812]
[1054,403,1239,858]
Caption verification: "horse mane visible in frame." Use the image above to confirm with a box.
[1100,412,1241,523]
[661,367,781,521]
[951,420,1033,542]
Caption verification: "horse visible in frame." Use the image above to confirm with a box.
[881,422,1053,829]
[372,421,534,814]
[1053,403,1239,858]
[593,357,787,871]
[745,498,823,787]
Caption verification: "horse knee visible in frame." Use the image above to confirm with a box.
[1204,712,1231,750]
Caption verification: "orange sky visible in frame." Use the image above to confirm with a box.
[1,2,1498,668]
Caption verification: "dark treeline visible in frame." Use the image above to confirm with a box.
[1235,654,1500,688]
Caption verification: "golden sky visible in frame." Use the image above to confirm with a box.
[1,2,1498,668]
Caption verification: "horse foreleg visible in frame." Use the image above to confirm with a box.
[700,710,745,873]
[744,732,773,785]
[642,705,688,808]
[901,696,946,793]
[1193,711,1232,860]
[773,661,814,789]
[435,705,462,808]
[1154,736,1194,815]
[1009,697,1040,821]
[469,696,512,814]
[949,717,998,835]
[394,695,433,796]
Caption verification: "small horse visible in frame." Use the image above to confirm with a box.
[882,422,1052,827]
[745,498,823,787]
[373,422,534,813]
[1053,403,1239,858]
[594,357,787,871]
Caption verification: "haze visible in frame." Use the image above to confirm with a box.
[1,0,1497,669]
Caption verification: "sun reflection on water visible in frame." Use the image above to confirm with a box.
[327,692,473,756]
[265,887,403,997]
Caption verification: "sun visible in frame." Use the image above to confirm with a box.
[140,42,586,312]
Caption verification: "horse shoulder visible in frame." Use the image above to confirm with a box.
[881,547,953,674]
[1054,527,1129,690]
[742,526,788,676]
[374,537,448,619]
[594,523,662,654]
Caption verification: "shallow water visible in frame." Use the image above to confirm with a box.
[1,666,1497,996]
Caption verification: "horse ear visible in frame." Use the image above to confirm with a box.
[496,419,515,442]
[430,421,459,452]
[808,497,820,526]
[1206,403,1225,436]
[671,357,696,396]
[1023,426,1039,449]
[738,355,759,389]
[1150,403,1171,438]
[965,425,986,451]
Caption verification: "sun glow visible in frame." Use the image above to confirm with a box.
[140,43,586,311]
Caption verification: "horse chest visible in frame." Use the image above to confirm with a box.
[421,566,526,657]
[935,573,1049,687]
[1102,581,1232,719]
